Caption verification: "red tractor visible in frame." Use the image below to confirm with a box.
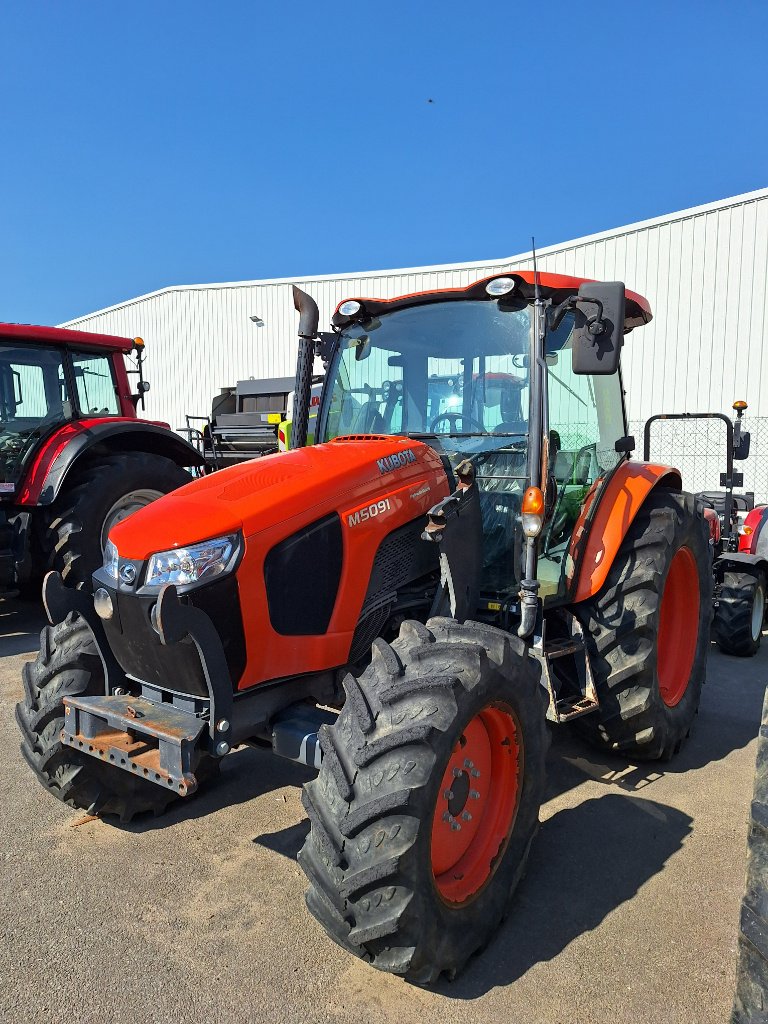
[644,407,768,656]
[18,273,713,983]
[0,322,203,596]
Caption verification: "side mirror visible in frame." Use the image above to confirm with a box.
[137,380,150,394]
[734,431,751,460]
[572,282,626,375]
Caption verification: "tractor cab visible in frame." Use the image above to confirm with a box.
[311,273,648,609]
[0,325,144,497]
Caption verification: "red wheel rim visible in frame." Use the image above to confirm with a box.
[657,545,700,707]
[430,703,522,904]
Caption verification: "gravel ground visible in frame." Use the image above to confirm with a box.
[0,597,764,1024]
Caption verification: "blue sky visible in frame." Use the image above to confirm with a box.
[1,1,767,325]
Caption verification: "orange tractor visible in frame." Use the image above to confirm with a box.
[17,272,712,982]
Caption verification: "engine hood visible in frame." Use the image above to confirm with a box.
[109,436,446,560]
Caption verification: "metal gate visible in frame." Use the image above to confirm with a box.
[631,415,768,504]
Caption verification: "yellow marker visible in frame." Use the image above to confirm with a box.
[267,413,282,424]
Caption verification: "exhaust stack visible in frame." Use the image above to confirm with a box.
[292,286,319,449]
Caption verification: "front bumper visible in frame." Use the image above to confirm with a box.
[62,693,207,796]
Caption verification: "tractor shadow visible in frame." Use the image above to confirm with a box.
[0,597,46,657]
[547,637,768,802]
[437,793,693,998]
[121,744,315,835]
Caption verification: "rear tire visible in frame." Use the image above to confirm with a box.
[44,452,191,590]
[714,571,765,658]
[574,490,712,761]
[16,612,210,822]
[298,617,548,983]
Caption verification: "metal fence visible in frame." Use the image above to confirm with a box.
[631,416,768,504]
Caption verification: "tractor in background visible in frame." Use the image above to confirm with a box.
[645,405,768,656]
[18,272,713,983]
[0,322,203,596]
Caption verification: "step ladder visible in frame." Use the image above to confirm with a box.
[529,615,600,724]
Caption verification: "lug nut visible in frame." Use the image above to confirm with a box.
[470,790,480,800]
[216,719,230,733]
[471,768,480,778]
[463,758,473,769]
[450,821,461,832]
[461,811,472,822]
[216,741,230,756]
[442,811,451,822]
[444,789,454,800]
[452,767,462,778]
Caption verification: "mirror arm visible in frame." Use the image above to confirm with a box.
[548,296,576,332]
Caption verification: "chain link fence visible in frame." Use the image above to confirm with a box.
[631,416,768,504]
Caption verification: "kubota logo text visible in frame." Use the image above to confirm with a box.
[377,448,416,474]
[348,498,391,527]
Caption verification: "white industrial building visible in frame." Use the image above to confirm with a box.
[63,187,768,497]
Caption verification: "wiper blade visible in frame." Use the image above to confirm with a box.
[429,431,527,438]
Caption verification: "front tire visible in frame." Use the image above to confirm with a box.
[714,571,765,658]
[575,490,712,761]
[16,613,184,822]
[298,618,548,983]
[44,452,191,590]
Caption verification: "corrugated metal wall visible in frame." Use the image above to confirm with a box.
[62,187,768,474]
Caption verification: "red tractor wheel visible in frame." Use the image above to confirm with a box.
[44,452,191,590]
[575,490,711,761]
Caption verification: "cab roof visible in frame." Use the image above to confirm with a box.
[333,271,653,332]
[0,322,136,352]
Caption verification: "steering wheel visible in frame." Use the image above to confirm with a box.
[430,412,485,434]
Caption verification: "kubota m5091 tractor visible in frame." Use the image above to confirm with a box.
[0,323,203,596]
[17,273,712,983]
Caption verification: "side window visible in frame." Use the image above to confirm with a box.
[540,325,625,600]
[9,364,48,418]
[324,330,404,439]
[546,318,624,484]
[71,351,119,416]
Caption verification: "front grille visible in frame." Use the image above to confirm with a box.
[102,575,247,697]
[364,519,435,600]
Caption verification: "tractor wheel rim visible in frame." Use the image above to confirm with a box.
[657,545,700,707]
[101,489,164,551]
[430,702,522,904]
[752,584,765,642]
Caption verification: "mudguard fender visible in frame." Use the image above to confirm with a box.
[17,419,204,506]
[570,461,682,603]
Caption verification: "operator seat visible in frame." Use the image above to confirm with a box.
[350,400,387,435]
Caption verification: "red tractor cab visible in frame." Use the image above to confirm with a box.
[0,322,203,596]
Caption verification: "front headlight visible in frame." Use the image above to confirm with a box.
[104,539,119,580]
[146,533,240,589]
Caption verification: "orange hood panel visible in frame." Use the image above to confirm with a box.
[110,436,446,559]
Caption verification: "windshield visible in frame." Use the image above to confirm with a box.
[321,300,532,447]
[320,297,628,605]
[0,342,73,489]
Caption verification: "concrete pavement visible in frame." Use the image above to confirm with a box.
[0,597,764,1024]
